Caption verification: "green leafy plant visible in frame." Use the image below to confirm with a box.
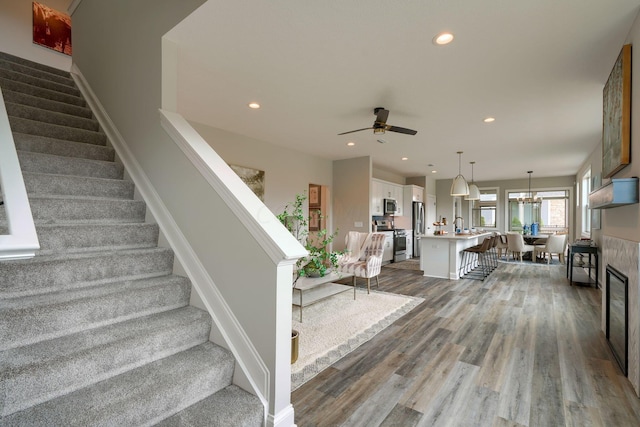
[276,192,341,280]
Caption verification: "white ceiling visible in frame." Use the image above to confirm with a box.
[166,0,640,182]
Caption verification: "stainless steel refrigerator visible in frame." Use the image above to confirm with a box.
[412,201,425,257]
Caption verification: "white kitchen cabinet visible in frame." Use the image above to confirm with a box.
[403,185,424,217]
[371,179,383,215]
[406,229,413,258]
[372,178,404,216]
[381,231,394,263]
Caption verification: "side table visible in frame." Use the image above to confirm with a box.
[292,272,353,322]
[566,243,598,288]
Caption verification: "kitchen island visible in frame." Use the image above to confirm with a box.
[418,232,492,280]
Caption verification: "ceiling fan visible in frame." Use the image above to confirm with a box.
[338,107,417,136]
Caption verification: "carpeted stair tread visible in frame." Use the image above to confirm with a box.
[0,247,175,298]
[157,385,263,427]
[6,101,99,131]
[1,275,192,352]
[24,172,134,200]
[8,116,106,146]
[0,58,75,88]
[0,76,85,107]
[18,151,124,180]
[0,51,71,79]
[3,89,93,119]
[34,222,158,254]
[13,132,114,161]
[0,67,80,98]
[0,342,235,427]
[11,194,147,225]
[1,306,212,416]
[0,52,257,425]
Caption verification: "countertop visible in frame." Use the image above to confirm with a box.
[417,231,492,240]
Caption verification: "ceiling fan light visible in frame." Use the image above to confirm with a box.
[374,127,385,134]
[450,175,470,196]
[465,184,480,200]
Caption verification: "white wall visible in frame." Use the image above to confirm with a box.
[0,0,72,71]
[333,156,372,251]
[597,13,640,243]
[189,121,333,216]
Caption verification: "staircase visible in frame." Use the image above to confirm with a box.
[0,52,263,426]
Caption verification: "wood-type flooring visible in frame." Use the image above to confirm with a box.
[291,261,640,427]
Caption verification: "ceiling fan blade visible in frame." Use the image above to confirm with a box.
[337,127,373,135]
[374,108,389,124]
[387,125,417,135]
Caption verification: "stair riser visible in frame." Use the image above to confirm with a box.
[0,59,75,88]
[6,102,99,131]
[13,133,115,162]
[24,198,146,224]
[25,173,134,200]
[0,68,80,98]
[35,223,158,253]
[1,308,211,416]
[1,343,235,427]
[0,249,173,297]
[0,281,192,353]
[3,89,93,119]
[19,151,124,180]
[8,116,106,146]
[0,77,85,107]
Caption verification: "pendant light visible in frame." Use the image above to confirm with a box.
[465,161,481,200]
[450,151,470,196]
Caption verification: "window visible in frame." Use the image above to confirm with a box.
[471,188,497,228]
[581,170,591,235]
[508,189,569,234]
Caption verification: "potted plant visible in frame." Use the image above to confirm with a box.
[276,192,341,281]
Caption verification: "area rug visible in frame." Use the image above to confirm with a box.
[291,289,423,390]
[383,258,421,270]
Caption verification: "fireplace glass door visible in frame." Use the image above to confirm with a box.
[606,265,628,375]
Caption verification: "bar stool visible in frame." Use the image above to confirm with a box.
[462,236,494,280]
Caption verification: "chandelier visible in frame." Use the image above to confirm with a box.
[518,170,541,205]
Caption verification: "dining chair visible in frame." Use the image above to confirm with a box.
[533,233,567,264]
[495,232,509,260]
[506,233,535,262]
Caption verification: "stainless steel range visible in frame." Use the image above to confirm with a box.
[393,228,408,262]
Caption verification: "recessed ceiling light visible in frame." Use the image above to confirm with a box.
[402,157,408,161]
[248,102,260,109]
[433,32,454,45]
[346,141,355,146]
[431,170,437,174]
[483,117,495,123]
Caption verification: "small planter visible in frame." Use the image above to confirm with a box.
[291,330,299,364]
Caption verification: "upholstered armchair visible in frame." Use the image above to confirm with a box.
[506,232,535,262]
[337,233,386,294]
[533,233,567,264]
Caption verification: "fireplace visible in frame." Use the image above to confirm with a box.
[606,265,629,375]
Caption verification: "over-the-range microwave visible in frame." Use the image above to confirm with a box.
[383,198,398,215]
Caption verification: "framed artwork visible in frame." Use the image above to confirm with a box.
[229,164,265,201]
[309,209,320,231]
[308,184,321,208]
[602,44,631,178]
[32,2,72,56]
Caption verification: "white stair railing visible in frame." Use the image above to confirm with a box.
[0,87,40,260]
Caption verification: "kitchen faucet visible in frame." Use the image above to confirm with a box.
[455,216,464,231]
